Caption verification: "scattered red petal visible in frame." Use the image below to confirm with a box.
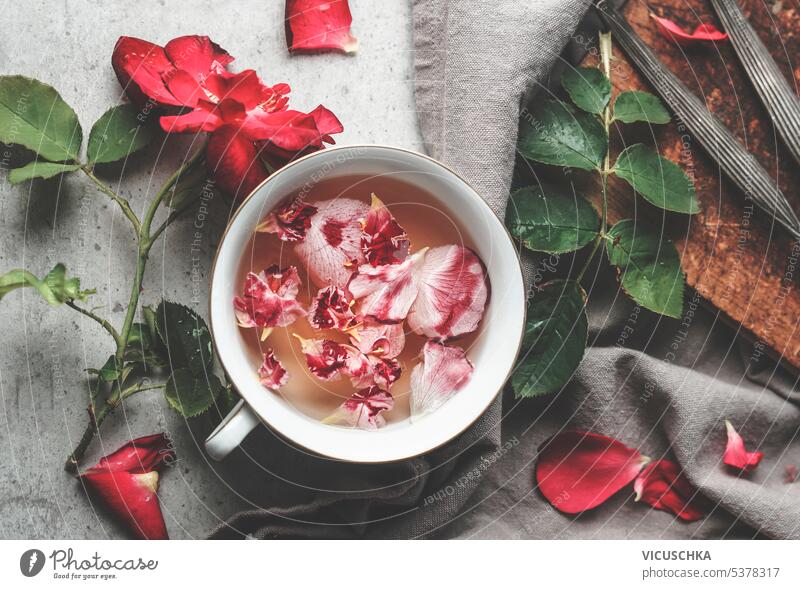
[350,317,405,358]
[535,430,649,514]
[309,285,357,330]
[258,349,289,389]
[409,340,473,418]
[206,125,269,201]
[348,248,427,322]
[233,265,306,329]
[285,0,359,55]
[257,197,318,242]
[361,194,410,266]
[784,465,799,484]
[634,460,707,522]
[77,434,175,540]
[324,386,394,430]
[295,198,370,288]
[652,15,728,47]
[723,420,764,473]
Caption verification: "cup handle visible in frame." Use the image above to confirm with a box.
[204,399,261,461]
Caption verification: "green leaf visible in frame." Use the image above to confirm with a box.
[0,75,82,162]
[99,355,121,382]
[165,158,208,210]
[87,104,156,164]
[155,300,213,374]
[512,280,588,398]
[561,66,611,114]
[124,322,169,368]
[518,99,607,171]
[613,91,671,124]
[613,144,698,214]
[606,219,685,318]
[507,185,600,254]
[0,264,92,306]
[164,368,223,417]
[8,161,79,184]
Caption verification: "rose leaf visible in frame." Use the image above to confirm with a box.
[561,66,611,115]
[164,368,223,417]
[612,91,671,125]
[87,104,156,164]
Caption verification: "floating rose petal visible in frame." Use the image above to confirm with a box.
[295,198,370,288]
[634,460,707,522]
[652,15,728,47]
[294,336,350,381]
[409,340,473,419]
[258,349,289,389]
[361,194,410,266]
[350,317,405,358]
[77,433,175,540]
[723,421,764,473]
[349,248,428,322]
[369,356,402,389]
[256,198,318,242]
[285,0,359,55]
[308,285,357,331]
[233,265,306,331]
[323,386,394,430]
[407,245,488,340]
[535,430,649,514]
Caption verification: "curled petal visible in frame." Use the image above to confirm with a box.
[348,248,427,322]
[203,70,270,111]
[89,433,175,474]
[634,460,707,522]
[407,245,488,340]
[310,105,344,139]
[160,102,220,134]
[258,349,289,389]
[207,125,269,200]
[163,69,205,108]
[112,36,181,107]
[256,198,318,242]
[163,35,233,79]
[723,421,764,473]
[323,386,394,430]
[295,198,370,288]
[233,265,306,329]
[242,108,337,151]
[409,340,473,419]
[308,285,357,330]
[361,194,410,266]
[652,16,728,47]
[350,317,405,358]
[535,430,649,514]
[295,336,350,381]
[285,0,359,55]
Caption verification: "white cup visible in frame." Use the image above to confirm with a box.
[204,145,526,463]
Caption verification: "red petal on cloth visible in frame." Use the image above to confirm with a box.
[361,194,410,266]
[409,340,473,418]
[535,430,648,514]
[78,434,174,540]
[257,198,318,242]
[258,349,289,389]
[285,0,359,54]
[207,125,269,200]
[652,15,728,47]
[112,36,181,107]
[348,248,428,322]
[723,421,764,473]
[295,336,350,380]
[233,265,306,329]
[634,460,707,522]
[309,285,357,330]
[295,198,370,288]
[324,386,394,430]
[350,317,405,358]
[163,35,233,79]
[407,245,488,340]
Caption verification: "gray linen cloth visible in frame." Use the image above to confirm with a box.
[209,0,800,539]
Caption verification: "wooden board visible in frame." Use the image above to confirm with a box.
[579,0,800,369]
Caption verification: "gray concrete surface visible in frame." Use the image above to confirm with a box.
[0,0,422,539]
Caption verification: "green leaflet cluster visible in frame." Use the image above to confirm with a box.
[507,34,696,398]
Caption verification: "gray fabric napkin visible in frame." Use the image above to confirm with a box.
[209,0,800,539]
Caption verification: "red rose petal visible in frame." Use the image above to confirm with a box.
[203,70,270,111]
[112,36,181,107]
[348,248,427,322]
[285,0,359,55]
[367,356,402,389]
[409,340,473,418]
[256,198,318,242]
[295,198,370,288]
[652,15,728,47]
[233,265,306,330]
[207,125,269,200]
[163,35,233,79]
[295,336,350,381]
[308,285,357,330]
[310,104,344,138]
[159,103,220,134]
[323,386,394,430]
[91,433,175,474]
[361,194,410,266]
[407,245,488,340]
[350,317,405,358]
[634,460,707,522]
[258,349,289,389]
[163,69,205,108]
[723,420,764,473]
[535,430,649,514]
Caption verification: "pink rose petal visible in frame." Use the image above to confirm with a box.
[348,248,427,322]
[361,194,410,266]
[723,421,764,473]
[409,340,473,419]
[258,349,289,389]
[294,336,350,381]
[233,265,306,330]
[323,386,394,430]
[308,285,357,331]
[350,317,405,358]
[256,198,318,242]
